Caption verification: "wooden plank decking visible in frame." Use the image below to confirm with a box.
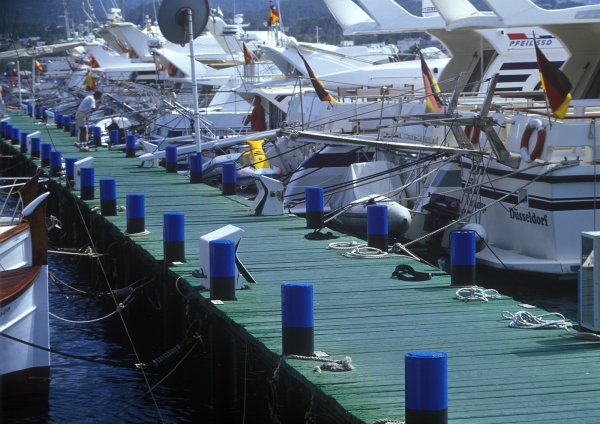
[3,111,599,423]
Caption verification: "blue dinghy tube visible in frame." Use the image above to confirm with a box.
[210,239,236,301]
[56,114,63,129]
[93,126,102,147]
[62,115,71,132]
[189,153,203,184]
[367,204,388,252]
[41,142,52,168]
[450,230,476,286]
[281,283,314,356]
[305,187,324,230]
[100,178,117,216]
[222,161,236,195]
[50,150,62,178]
[30,137,41,159]
[405,351,448,424]
[109,129,119,145]
[165,145,177,173]
[126,194,145,234]
[163,212,185,264]
[65,157,77,184]
[80,167,95,200]
[11,127,20,146]
[125,134,136,158]
[20,131,29,153]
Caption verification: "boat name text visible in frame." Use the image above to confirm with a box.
[0,306,10,318]
[508,207,548,226]
[509,39,553,47]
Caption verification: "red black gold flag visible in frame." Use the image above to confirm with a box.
[297,51,336,103]
[35,60,43,73]
[419,51,444,113]
[535,42,572,119]
[243,42,253,65]
[268,5,280,26]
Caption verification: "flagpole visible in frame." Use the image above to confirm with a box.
[533,32,553,129]
[17,60,22,105]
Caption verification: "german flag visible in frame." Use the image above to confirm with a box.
[268,5,280,26]
[535,42,572,119]
[419,51,444,113]
[35,60,43,73]
[243,42,253,65]
[297,51,336,103]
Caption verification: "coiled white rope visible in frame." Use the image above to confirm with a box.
[285,354,354,373]
[343,246,389,259]
[326,241,363,250]
[502,311,573,329]
[456,288,501,302]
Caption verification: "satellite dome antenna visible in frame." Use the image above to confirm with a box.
[158,0,209,154]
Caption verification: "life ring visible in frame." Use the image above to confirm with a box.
[520,118,545,163]
[464,125,481,145]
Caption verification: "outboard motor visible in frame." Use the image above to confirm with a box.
[422,193,460,254]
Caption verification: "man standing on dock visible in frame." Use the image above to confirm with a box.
[76,90,103,152]
[244,95,266,132]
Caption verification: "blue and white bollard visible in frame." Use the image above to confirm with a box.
[189,153,203,184]
[80,167,95,200]
[209,239,236,301]
[165,145,177,173]
[11,127,20,146]
[100,178,117,216]
[405,351,448,424]
[281,283,314,356]
[222,162,236,196]
[93,126,102,147]
[65,157,77,184]
[125,134,136,158]
[19,131,29,153]
[367,204,388,252]
[305,187,324,230]
[41,142,52,168]
[163,212,185,264]
[56,114,63,129]
[30,137,41,159]
[63,115,71,132]
[450,230,476,286]
[126,194,145,234]
[50,150,62,178]
[109,129,119,145]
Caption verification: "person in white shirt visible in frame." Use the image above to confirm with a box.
[76,90,103,152]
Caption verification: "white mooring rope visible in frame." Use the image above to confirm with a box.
[456,288,501,302]
[502,311,573,329]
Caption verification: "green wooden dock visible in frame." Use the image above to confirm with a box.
[3,110,599,423]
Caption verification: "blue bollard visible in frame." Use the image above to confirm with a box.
[11,127,20,146]
[126,194,145,234]
[450,230,476,286]
[405,351,448,424]
[125,134,136,158]
[30,137,41,159]
[80,167,95,200]
[163,212,185,264]
[222,162,236,196]
[99,178,117,216]
[109,129,119,145]
[367,204,388,252]
[70,124,77,137]
[189,153,203,184]
[27,104,33,117]
[56,114,63,129]
[20,131,29,153]
[4,123,12,142]
[0,121,6,138]
[42,107,48,121]
[50,150,62,178]
[62,115,71,132]
[34,106,41,119]
[305,187,324,230]
[65,157,77,184]
[93,126,102,147]
[281,283,314,356]
[165,145,177,173]
[41,143,52,168]
[209,239,236,301]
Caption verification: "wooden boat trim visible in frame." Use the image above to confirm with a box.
[0,266,41,308]
[0,223,29,245]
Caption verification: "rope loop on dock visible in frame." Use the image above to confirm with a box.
[124,229,151,237]
[283,354,355,373]
[371,420,404,424]
[327,241,363,250]
[502,310,573,329]
[343,246,389,259]
[456,288,502,302]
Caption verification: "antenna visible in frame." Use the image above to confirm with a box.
[158,0,209,154]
